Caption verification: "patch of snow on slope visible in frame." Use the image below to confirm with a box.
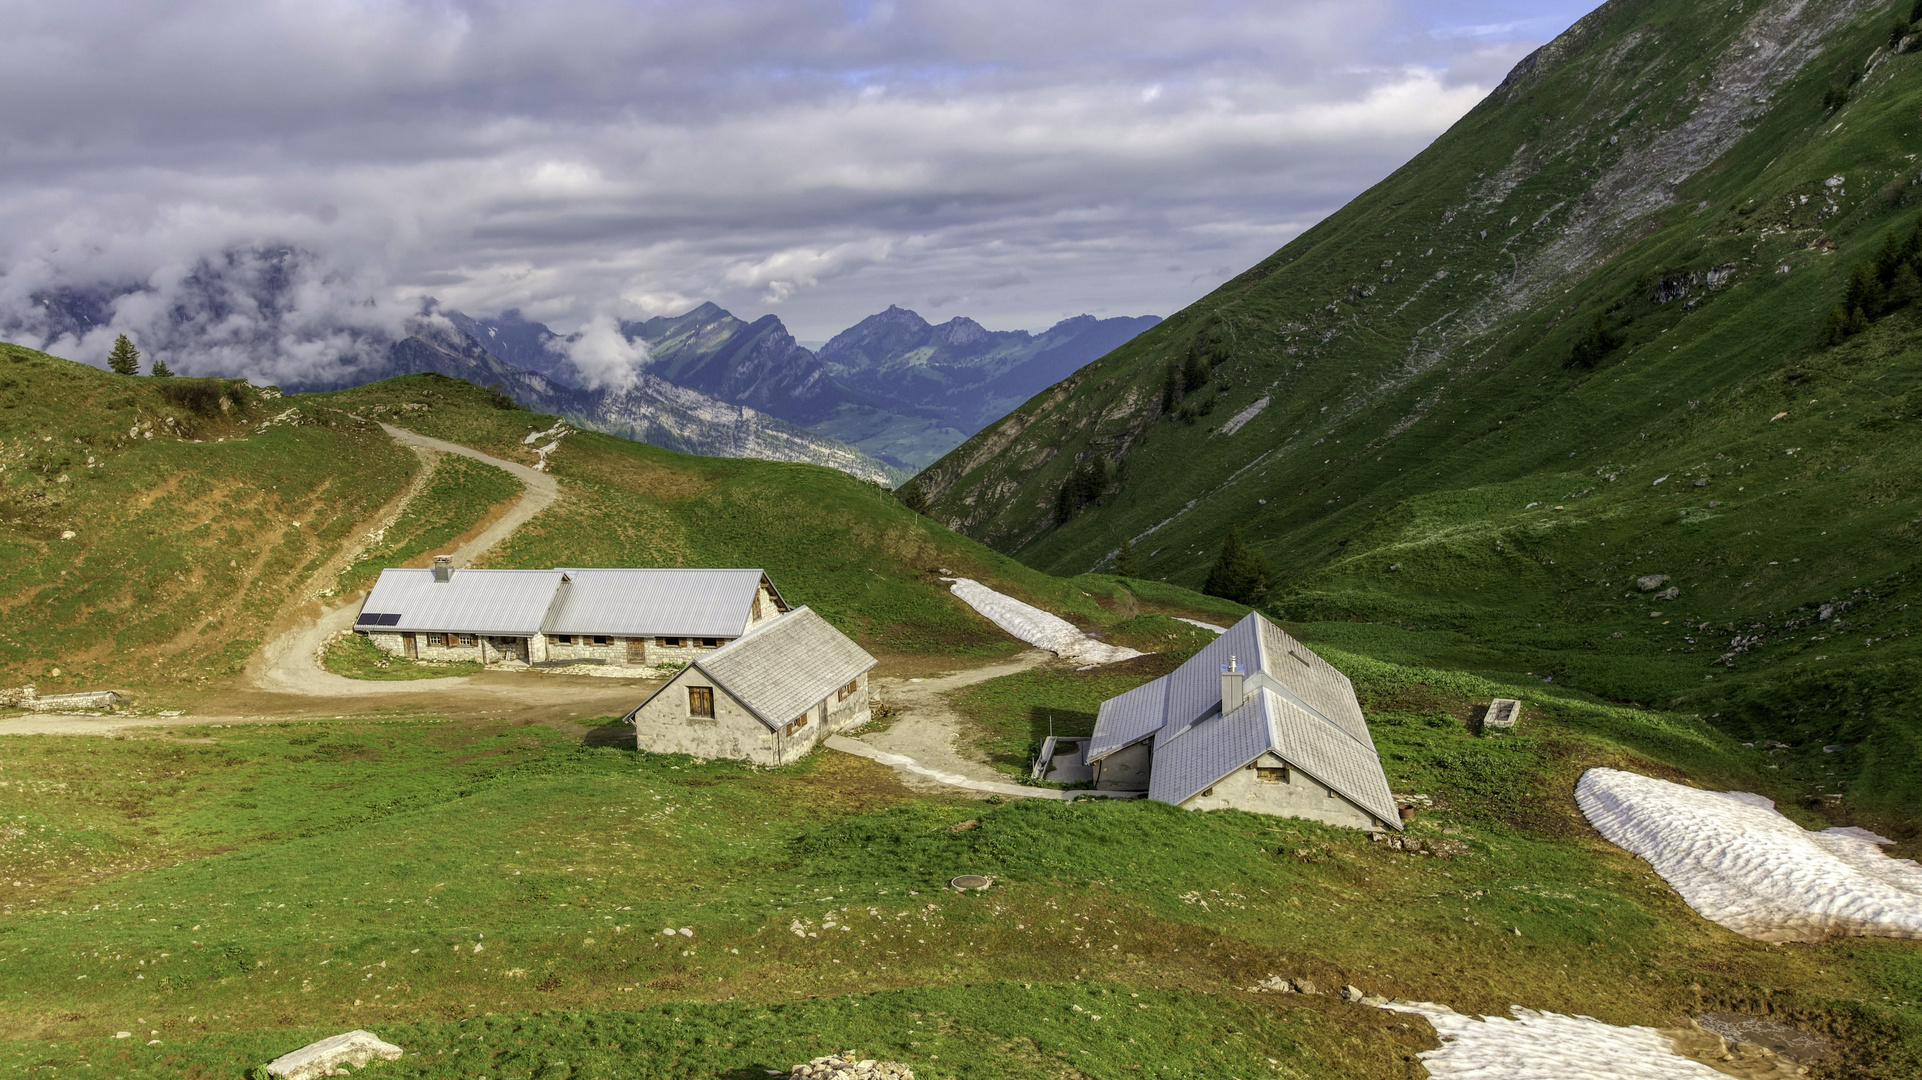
[1174,618,1226,633]
[1216,395,1269,436]
[1379,1001,1729,1080]
[943,578,1145,666]
[1576,767,1922,943]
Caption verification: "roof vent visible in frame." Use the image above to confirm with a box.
[432,555,454,583]
[1221,655,1245,712]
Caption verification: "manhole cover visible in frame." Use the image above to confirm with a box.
[950,875,992,891]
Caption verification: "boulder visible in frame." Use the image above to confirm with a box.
[1341,985,1366,1002]
[1655,586,1681,601]
[1635,574,1670,592]
[265,1031,402,1080]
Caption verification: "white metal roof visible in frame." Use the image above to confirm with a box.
[545,568,781,637]
[1085,610,1397,827]
[358,569,565,635]
[355,566,781,637]
[691,606,876,729]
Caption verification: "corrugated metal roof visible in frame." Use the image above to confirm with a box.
[1147,689,1397,826]
[358,569,565,635]
[1085,610,1397,827]
[692,606,877,729]
[545,569,772,636]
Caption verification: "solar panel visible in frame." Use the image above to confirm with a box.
[378,613,402,626]
[355,612,384,626]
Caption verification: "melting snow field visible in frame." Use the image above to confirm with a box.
[1174,617,1227,634]
[1577,767,1922,942]
[943,578,1145,666]
[1379,1001,1731,1080]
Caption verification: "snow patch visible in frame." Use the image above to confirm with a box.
[1378,1001,1729,1080]
[943,578,1145,666]
[1576,768,1922,942]
[1174,618,1226,634]
[1216,395,1270,436]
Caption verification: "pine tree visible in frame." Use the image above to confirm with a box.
[1203,527,1271,605]
[107,334,139,376]
[149,357,174,377]
[1115,536,1139,578]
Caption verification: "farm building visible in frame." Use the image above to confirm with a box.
[1080,611,1399,831]
[624,606,876,765]
[354,558,788,669]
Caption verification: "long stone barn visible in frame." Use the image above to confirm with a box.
[353,558,788,670]
[624,606,877,765]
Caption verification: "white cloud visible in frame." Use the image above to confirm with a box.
[559,313,650,391]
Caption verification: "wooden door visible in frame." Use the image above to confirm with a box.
[402,632,417,659]
[626,638,647,663]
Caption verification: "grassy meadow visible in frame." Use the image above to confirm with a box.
[1,644,1916,1078]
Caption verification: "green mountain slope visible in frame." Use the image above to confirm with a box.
[916,0,1922,820]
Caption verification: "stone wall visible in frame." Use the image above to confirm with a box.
[633,669,790,765]
[1182,751,1384,830]
[1093,741,1153,791]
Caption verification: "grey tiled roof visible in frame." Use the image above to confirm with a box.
[546,569,777,636]
[693,606,876,729]
[358,569,565,634]
[1087,610,1397,827]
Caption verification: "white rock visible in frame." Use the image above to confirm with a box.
[265,1030,402,1080]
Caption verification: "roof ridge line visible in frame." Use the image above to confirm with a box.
[1243,674,1375,756]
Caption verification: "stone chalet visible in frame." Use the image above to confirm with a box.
[354,559,789,669]
[625,606,876,765]
[1084,611,1399,831]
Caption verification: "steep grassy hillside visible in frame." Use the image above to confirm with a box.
[0,345,424,693]
[315,376,1243,664]
[916,0,1922,824]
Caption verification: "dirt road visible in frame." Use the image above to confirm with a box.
[247,424,562,700]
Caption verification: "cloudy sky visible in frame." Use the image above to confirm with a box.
[0,0,1597,376]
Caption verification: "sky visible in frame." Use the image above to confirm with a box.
[0,0,1599,379]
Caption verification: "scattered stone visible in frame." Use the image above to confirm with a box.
[949,875,992,891]
[788,1053,913,1080]
[1708,501,1722,508]
[1635,574,1671,592]
[1693,478,1709,487]
[1251,975,1293,993]
[1655,586,1681,601]
[1482,698,1522,733]
[1387,563,1401,572]
[1295,979,1320,995]
[264,1030,402,1080]
[1342,985,1366,1002]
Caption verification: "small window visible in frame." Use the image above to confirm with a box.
[792,708,811,728]
[1326,787,1337,798]
[658,637,683,647]
[688,687,715,718]
[1201,786,1214,798]
[699,637,719,648]
[1256,766,1286,784]
[458,634,476,647]
[592,635,608,646]
[837,678,859,702]
[556,634,574,645]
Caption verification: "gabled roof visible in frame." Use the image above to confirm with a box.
[355,566,784,637]
[545,569,784,637]
[1085,610,1397,827]
[357,569,564,635]
[689,606,876,729]
[1147,689,1399,825]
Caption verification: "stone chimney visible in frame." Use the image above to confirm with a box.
[432,555,454,583]
[1220,656,1245,712]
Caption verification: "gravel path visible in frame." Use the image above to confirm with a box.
[834,651,1135,801]
[248,424,561,700]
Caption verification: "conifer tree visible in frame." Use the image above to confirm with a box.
[107,334,139,375]
[1115,536,1139,578]
[149,357,174,377]
[1203,527,1271,605]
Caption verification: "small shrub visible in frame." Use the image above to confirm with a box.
[155,377,231,416]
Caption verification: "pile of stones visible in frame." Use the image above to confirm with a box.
[789,1053,914,1080]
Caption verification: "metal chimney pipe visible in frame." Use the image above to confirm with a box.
[1220,655,1245,713]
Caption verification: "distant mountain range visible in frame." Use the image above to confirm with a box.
[11,250,1156,482]
[623,303,1160,470]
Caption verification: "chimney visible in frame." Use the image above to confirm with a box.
[1220,656,1245,712]
[432,555,454,583]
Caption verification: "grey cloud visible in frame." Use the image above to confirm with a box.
[0,0,1594,375]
